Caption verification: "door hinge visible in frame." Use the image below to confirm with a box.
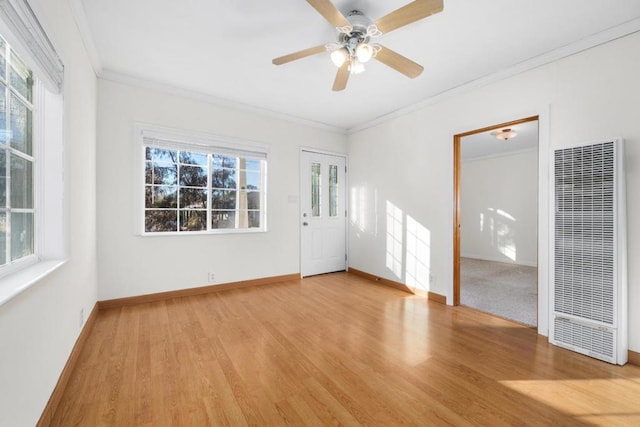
[345,254,348,261]
[345,165,347,173]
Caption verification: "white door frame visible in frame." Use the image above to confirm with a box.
[299,147,348,277]
[452,106,550,337]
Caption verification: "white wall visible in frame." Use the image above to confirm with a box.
[461,150,538,266]
[348,31,640,352]
[96,79,347,300]
[0,1,98,426]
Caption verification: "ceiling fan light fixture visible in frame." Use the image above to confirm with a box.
[355,43,373,63]
[350,59,365,75]
[330,48,348,67]
[272,0,444,91]
[494,128,517,140]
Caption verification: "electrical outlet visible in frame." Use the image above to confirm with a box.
[208,272,215,282]
[80,308,84,328]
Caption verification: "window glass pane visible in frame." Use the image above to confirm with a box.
[179,151,207,165]
[145,210,177,232]
[145,185,177,208]
[0,85,6,144]
[247,191,260,210]
[10,94,32,155]
[149,147,177,164]
[10,154,32,208]
[211,210,236,229]
[211,189,236,209]
[0,150,5,207]
[146,162,177,185]
[248,211,260,228]
[212,168,236,189]
[10,211,33,261]
[180,210,206,231]
[179,188,207,209]
[245,171,261,190]
[0,212,5,265]
[311,162,321,217]
[213,155,236,168]
[329,164,338,217]
[180,165,207,187]
[9,49,32,102]
[245,159,261,171]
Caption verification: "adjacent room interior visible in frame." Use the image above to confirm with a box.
[458,119,539,327]
[1,1,640,425]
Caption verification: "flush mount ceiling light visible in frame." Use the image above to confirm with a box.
[492,128,518,140]
[272,0,444,91]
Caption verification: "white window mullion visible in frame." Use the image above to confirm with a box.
[234,156,239,229]
[206,153,211,232]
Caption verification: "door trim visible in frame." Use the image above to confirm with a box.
[453,115,539,306]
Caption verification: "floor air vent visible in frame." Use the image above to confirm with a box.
[550,139,627,365]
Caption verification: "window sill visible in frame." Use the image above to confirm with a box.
[0,259,68,307]
[140,228,267,237]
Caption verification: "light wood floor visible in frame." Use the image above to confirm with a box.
[50,273,640,426]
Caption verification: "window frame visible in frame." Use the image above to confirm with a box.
[137,124,269,236]
[0,35,37,275]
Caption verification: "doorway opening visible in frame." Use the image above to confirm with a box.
[453,116,539,326]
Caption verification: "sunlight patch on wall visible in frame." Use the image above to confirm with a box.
[486,207,517,261]
[386,201,403,279]
[351,186,379,235]
[406,215,431,292]
[351,186,366,232]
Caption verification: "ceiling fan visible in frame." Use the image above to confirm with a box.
[272,0,443,91]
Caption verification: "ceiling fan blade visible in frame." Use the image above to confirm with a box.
[332,61,350,91]
[272,45,327,65]
[306,0,351,28]
[375,45,424,78]
[375,0,443,34]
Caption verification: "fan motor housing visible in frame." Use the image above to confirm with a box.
[338,10,372,49]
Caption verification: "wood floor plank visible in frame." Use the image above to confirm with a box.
[49,273,640,426]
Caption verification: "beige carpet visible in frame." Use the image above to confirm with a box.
[460,257,537,327]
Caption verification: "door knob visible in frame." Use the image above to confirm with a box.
[303,222,309,226]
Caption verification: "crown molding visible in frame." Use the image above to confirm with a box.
[99,69,347,135]
[68,0,102,74]
[347,17,640,134]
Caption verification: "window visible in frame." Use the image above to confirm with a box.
[0,35,34,267]
[0,0,65,303]
[141,128,267,234]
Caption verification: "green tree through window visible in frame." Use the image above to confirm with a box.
[144,145,266,233]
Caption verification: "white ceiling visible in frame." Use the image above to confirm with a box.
[461,120,538,161]
[76,0,640,131]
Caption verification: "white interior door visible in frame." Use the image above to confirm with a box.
[300,151,346,277]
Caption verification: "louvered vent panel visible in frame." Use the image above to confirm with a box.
[553,317,614,359]
[551,139,627,365]
[553,142,615,324]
